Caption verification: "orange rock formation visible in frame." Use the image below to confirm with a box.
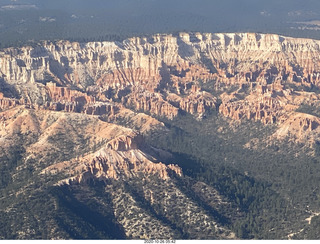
[3,32,320,143]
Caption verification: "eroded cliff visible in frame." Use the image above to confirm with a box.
[3,32,320,240]
[2,32,320,147]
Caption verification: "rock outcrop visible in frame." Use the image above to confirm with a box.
[3,32,320,143]
[3,33,320,91]
[125,91,179,119]
[0,106,177,185]
[274,113,320,145]
[0,96,20,111]
[167,90,217,115]
[42,131,182,184]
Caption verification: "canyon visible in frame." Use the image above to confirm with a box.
[1,32,320,144]
[2,32,320,239]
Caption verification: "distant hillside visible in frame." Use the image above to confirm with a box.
[1,0,320,48]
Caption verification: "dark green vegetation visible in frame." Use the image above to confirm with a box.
[145,111,320,239]
[1,0,320,48]
[296,103,320,118]
[0,130,236,239]
[0,183,127,239]
[296,215,320,239]
[1,99,320,239]
[0,172,234,239]
[2,0,320,240]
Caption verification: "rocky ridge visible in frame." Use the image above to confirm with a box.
[3,32,320,239]
[3,32,320,184]
[2,32,320,145]
[2,33,320,171]
[0,106,176,183]
[42,131,182,184]
[0,105,237,240]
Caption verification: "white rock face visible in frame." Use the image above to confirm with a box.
[2,32,320,143]
[1,32,320,87]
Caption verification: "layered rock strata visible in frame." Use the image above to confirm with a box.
[42,131,182,184]
[3,32,320,143]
